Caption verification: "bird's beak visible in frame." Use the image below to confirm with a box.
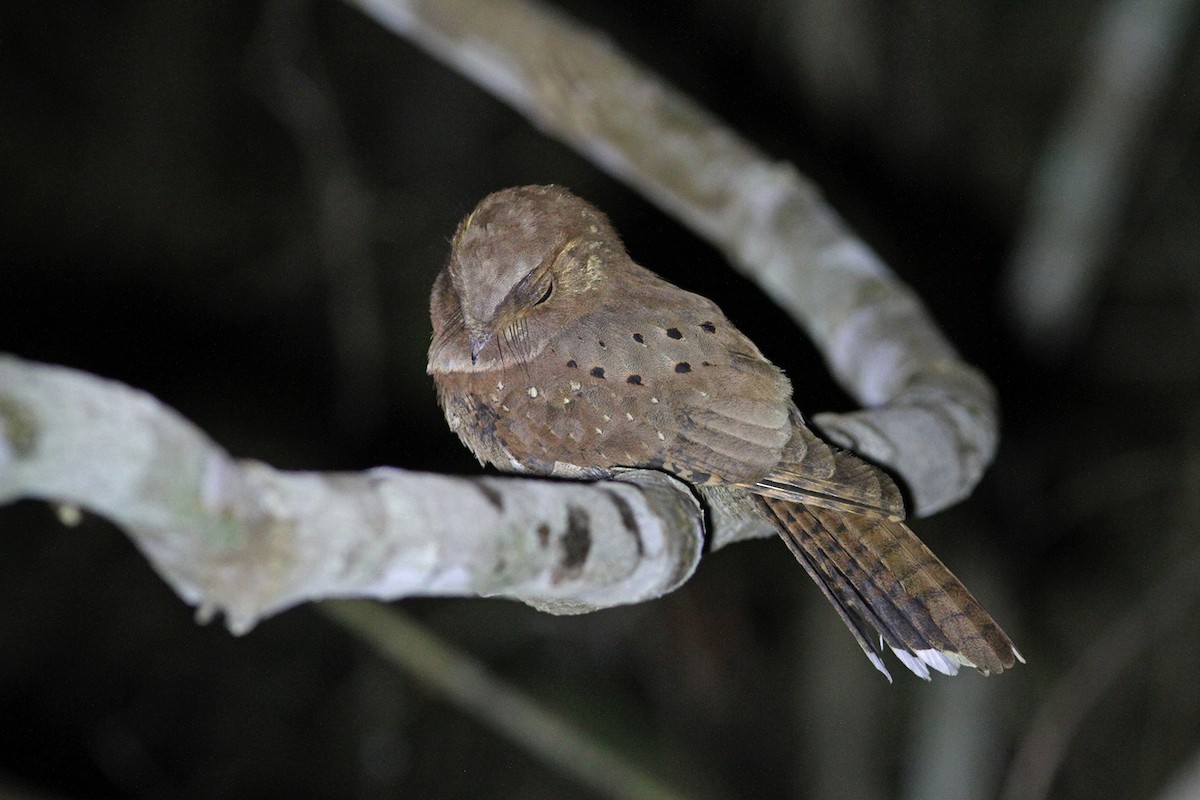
[470,332,494,364]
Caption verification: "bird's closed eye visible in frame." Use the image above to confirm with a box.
[533,279,554,306]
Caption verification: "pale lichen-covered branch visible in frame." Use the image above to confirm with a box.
[344,0,999,515]
[0,355,702,633]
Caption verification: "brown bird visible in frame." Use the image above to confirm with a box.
[428,184,1021,681]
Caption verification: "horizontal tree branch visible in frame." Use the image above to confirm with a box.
[0,355,702,633]
[344,0,999,514]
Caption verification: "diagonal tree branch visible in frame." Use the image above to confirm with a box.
[343,0,999,515]
[1000,542,1200,800]
[322,600,698,800]
[0,355,702,633]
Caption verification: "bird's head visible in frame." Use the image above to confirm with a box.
[429,185,622,371]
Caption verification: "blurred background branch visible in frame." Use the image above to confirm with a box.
[1004,0,1197,354]
[247,0,392,436]
[1002,543,1200,800]
[322,600,706,800]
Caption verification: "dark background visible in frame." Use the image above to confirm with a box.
[3,1,1199,798]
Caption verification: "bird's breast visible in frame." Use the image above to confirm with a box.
[432,308,789,486]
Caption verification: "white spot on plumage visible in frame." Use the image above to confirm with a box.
[595,427,603,435]
[650,396,659,404]
[625,412,634,421]
[528,386,538,398]
[602,414,611,422]
[657,431,665,441]
[569,380,581,391]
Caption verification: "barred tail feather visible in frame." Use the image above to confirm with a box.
[757,496,1021,680]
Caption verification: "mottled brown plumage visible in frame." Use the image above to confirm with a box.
[428,184,1021,680]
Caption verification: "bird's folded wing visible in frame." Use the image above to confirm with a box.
[747,411,907,521]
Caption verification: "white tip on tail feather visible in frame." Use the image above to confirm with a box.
[866,645,979,681]
[892,648,932,680]
[867,651,893,684]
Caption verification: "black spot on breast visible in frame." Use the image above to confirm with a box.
[563,506,592,571]
[566,359,577,368]
[537,523,551,548]
[701,321,717,333]
[666,327,683,339]
[675,362,692,373]
[598,340,606,348]
[591,366,606,379]
[633,333,645,344]
[690,470,711,484]
[626,374,642,385]
[701,361,713,367]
